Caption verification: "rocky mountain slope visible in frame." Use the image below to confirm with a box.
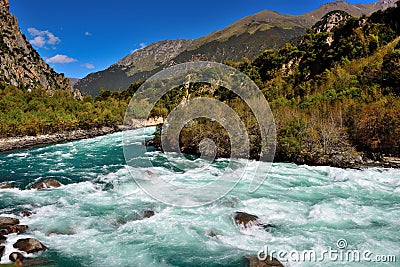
[0,0,80,98]
[75,0,397,96]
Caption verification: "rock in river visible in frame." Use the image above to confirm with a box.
[245,255,285,267]
[233,212,263,228]
[13,238,47,254]
[32,179,62,190]
[0,216,19,227]
[0,225,28,235]
[0,245,5,257]
[9,252,25,262]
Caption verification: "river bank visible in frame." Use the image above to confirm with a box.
[0,118,163,153]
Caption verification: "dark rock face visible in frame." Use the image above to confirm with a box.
[234,212,263,228]
[0,224,28,235]
[9,252,25,262]
[0,216,19,227]
[13,238,47,254]
[32,179,62,190]
[246,256,285,267]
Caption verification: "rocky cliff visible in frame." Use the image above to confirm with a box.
[0,0,80,98]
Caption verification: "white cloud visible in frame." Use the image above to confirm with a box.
[46,54,77,64]
[131,42,147,53]
[28,28,61,48]
[85,31,92,36]
[82,63,95,69]
[30,36,46,47]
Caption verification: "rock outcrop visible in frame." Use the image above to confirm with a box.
[0,0,81,98]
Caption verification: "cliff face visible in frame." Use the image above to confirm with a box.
[0,0,80,98]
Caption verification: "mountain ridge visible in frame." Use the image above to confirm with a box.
[75,0,397,96]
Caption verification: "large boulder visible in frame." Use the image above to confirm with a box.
[245,256,285,267]
[13,238,47,254]
[0,216,19,227]
[32,179,62,190]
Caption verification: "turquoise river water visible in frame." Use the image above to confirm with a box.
[0,127,399,266]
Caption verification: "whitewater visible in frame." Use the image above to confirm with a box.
[0,127,399,266]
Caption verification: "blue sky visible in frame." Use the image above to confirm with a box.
[10,0,376,79]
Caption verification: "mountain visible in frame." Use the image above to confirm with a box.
[75,0,397,96]
[0,0,80,98]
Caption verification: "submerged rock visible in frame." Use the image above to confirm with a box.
[245,255,284,267]
[13,238,47,254]
[9,252,25,262]
[32,179,62,190]
[0,216,19,227]
[234,212,263,228]
[0,225,28,235]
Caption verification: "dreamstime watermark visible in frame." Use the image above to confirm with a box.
[122,61,276,207]
[257,239,397,263]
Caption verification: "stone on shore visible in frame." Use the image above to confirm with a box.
[13,238,47,254]
[245,255,285,267]
[32,179,62,190]
[0,216,19,227]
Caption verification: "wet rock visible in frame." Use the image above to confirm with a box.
[143,210,155,218]
[0,184,13,189]
[207,231,218,238]
[9,252,25,262]
[32,179,62,190]
[0,245,4,257]
[13,238,47,254]
[0,234,6,244]
[234,212,263,228]
[0,225,29,235]
[245,255,284,267]
[21,210,32,217]
[0,216,19,227]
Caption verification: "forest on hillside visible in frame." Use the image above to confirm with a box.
[1,3,399,166]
